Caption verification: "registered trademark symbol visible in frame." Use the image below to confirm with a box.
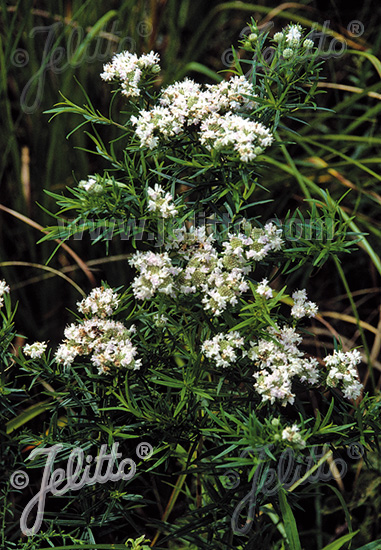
[347,20,364,37]
[136,442,153,460]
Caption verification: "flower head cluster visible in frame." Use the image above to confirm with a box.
[158,75,256,125]
[174,228,251,314]
[291,289,318,319]
[223,222,283,263]
[273,24,314,58]
[55,288,140,374]
[0,280,10,308]
[55,318,140,374]
[101,51,160,98]
[281,424,306,449]
[324,349,362,400]
[129,251,181,300]
[256,278,273,299]
[199,112,273,162]
[249,324,320,406]
[153,313,168,327]
[285,24,302,46]
[78,176,104,195]
[24,341,47,359]
[201,331,245,368]
[130,74,273,162]
[201,322,362,406]
[77,286,120,318]
[130,224,283,316]
[147,184,178,218]
[200,268,249,315]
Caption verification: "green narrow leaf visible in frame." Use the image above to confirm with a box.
[352,541,381,550]
[321,531,360,550]
[278,489,302,550]
[6,400,52,434]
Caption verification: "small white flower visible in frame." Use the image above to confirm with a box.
[200,112,273,163]
[202,331,245,368]
[282,424,306,448]
[251,323,320,406]
[101,50,160,98]
[153,313,168,327]
[55,317,140,373]
[55,343,78,367]
[77,287,120,318]
[147,184,178,218]
[78,176,103,194]
[291,289,318,319]
[256,278,273,299]
[324,349,362,400]
[0,280,10,308]
[24,341,47,359]
[285,24,302,46]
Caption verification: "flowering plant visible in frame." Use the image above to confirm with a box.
[2,19,380,550]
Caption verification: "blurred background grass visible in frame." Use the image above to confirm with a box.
[0,0,380,371]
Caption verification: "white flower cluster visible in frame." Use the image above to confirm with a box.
[153,313,168,327]
[199,112,273,162]
[129,224,283,316]
[281,424,306,449]
[130,75,273,162]
[291,289,318,319]
[147,184,178,218]
[249,324,320,406]
[23,341,47,359]
[201,324,363,405]
[129,251,181,300]
[78,176,103,195]
[55,287,140,374]
[55,318,140,374]
[285,24,302,46]
[0,280,10,308]
[201,331,245,368]
[256,278,273,299]
[77,286,120,318]
[273,24,314,58]
[159,76,257,125]
[324,349,362,400]
[222,223,283,263]
[101,50,160,98]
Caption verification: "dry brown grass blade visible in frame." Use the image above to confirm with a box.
[314,82,381,101]
[21,146,31,214]
[0,261,86,297]
[0,204,96,286]
[261,2,314,24]
[10,254,131,289]
[307,157,381,205]
[314,314,342,341]
[319,311,379,336]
